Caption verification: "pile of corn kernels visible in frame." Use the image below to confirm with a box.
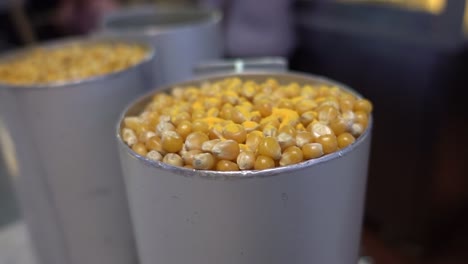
[122,78,373,171]
[0,43,148,85]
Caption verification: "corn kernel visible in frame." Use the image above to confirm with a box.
[302,143,324,160]
[301,111,317,127]
[258,137,282,160]
[337,132,356,149]
[263,124,278,137]
[176,120,192,139]
[193,153,215,170]
[316,134,338,154]
[139,131,156,144]
[279,146,304,166]
[242,121,259,133]
[211,140,240,161]
[216,160,240,171]
[295,131,314,147]
[318,105,339,124]
[255,100,273,117]
[354,99,373,114]
[237,151,255,170]
[156,121,175,136]
[185,131,209,151]
[277,132,296,150]
[254,155,276,170]
[161,131,183,153]
[163,153,184,167]
[310,123,333,139]
[295,99,317,115]
[146,136,164,153]
[201,139,222,152]
[246,131,264,151]
[329,118,348,136]
[122,128,138,146]
[132,143,148,156]
[223,124,247,143]
[146,150,163,161]
[350,123,364,137]
[192,120,209,134]
[354,111,369,128]
[181,149,202,166]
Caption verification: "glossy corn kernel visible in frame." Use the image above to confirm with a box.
[257,137,282,160]
[210,140,239,161]
[123,78,373,171]
[193,153,215,170]
[337,133,356,149]
[185,132,209,151]
[216,160,240,171]
[223,124,247,143]
[279,146,304,166]
[146,150,163,161]
[132,143,148,156]
[302,143,324,160]
[254,155,276,170]
[237,151,256,170]
[316,134,338,154]
[161,131,183,153]
[162,153,184,167]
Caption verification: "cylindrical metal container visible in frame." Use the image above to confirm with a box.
[0,37,155,264]
[101,5,222,86]
[117,72,373,264]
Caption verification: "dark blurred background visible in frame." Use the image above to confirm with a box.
[1,0,467,263]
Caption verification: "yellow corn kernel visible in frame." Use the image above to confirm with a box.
[295,131,314,148]
[279,146,304,166]
[310,123,333,139]
[278,99,294,109]
[337,132,356,149]
[156,121,176,136]
[350,123,364,137]
[192,120,210,134]
[318,105,339,124]
[139,131,156,144]
[191,109,206,120]
[316,134,338,154]
[246,131,263,151]
[201,139,222,152]
[354,99,373,114]
[185,131,209,151]
[277,132,296,150]
[319,98,340,109]
[181,149,202,166]
[222,90,239,105]
[284,82,301,98]
[238,144,251,153]
[208,123,224,140]
[296,123,306,131]
[295,99,317,115]
[161,131,184,153]
[254,155,276,170]
[216,160,240,171]
[318,86,330,97]
[301,85,318,99]
[278,125,296,136]
[257,137,282,160]
[300,111,317,127]
[172,112,191,126]
[302,143,324,160]
[220,106,233,120]
[242,121,259,133]
[231,106,248,124]
[146,150,163,161]
[354,111,369,128]
[223,124,247,143]
[145,136,164,153]
[236,151,255,170]
[193,153,215,170]
[241,82,257,99]
[339,98,354,112]
[329,118,348,136]
[162,153,184,167]
[211,140,240,161]
[263,124,278,137]
[255,100,273,117]
[132,142,148,156]
[176,120,192,139]
[122,128,138,146]
[124,117,142,131]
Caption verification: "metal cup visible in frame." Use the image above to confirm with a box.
[117,72,373,264]
[100,5,222,86]
[0,36,155,264]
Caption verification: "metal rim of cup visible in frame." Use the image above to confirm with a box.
[116,71,373,180]
[0,36,155,89]
[102,5,222,36]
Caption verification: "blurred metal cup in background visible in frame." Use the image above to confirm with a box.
[117,72,373,264]
[0,36,155,264]
[100,5,222,86]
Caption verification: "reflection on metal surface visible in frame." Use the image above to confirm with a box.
[0,117,19,178]
[338,0,447,14]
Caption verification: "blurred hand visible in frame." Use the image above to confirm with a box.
[55,0,118,34]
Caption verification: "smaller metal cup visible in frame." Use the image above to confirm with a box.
[0,36,155,264]
[100,5,223,86]
[117,72,373,264]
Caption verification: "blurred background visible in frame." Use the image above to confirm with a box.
[1,0,468,263]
